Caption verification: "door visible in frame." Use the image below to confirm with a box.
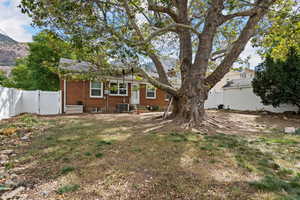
[131,84,140,105]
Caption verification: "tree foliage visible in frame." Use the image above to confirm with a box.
[253,1,300,60]
[0,70,13,87]
[252,48,300,112]
[8,31,74,91]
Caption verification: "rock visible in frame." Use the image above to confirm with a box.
[0,150,14,155]
[0,154,9,161]
[4,180,17,187]
[1,186,25,200]
[5,174,25,188]
[296,162,300,168]
[18,194,28,200]
[284,127,296,134]
[0,185,11,192]
[20,136,29,141]
[0,154,9,165]
[0,171,9,179]
[41,191,50,196]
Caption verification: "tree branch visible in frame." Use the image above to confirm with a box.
[205,0,276,88]
[211,49,227,57]
[148,4,179,22]
[220,8,258,24]
[135,23,200,45]
[193,0,224,74]
[122,0,170,85]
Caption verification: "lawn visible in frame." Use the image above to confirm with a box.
[1,111,300,200]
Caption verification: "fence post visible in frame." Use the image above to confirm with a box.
[37,90,41,114]
[59,90,62,114]
[8,88,12,117]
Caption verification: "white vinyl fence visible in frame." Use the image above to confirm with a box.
[205,87,298,113]
[0,86,61,120]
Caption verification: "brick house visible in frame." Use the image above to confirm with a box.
[59,58,170,113]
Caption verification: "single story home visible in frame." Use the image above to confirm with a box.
[59,58,170,113]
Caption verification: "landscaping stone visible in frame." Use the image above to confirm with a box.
[0,171,8,179]
[1,186,25,200]
[20,136,29,141]
[0,150,14,155]
[0,185,11,192]
[5,174,25,188]
[284,127,296,134]
[18,193,28,200]
[0,155,9,161]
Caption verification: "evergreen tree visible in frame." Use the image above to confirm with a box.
[252,48,300,112]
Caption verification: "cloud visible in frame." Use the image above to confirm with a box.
[0,0,34,42]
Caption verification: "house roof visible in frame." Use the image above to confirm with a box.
[59,58,182,88]
[59,58,149,83]
[223,78,253,89]
[59,58,92,72]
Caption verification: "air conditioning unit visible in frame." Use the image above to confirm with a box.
[116,103,129,112]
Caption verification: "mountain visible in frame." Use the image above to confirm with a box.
[0,33,29,66]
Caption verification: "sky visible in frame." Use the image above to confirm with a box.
[0,0,263,68]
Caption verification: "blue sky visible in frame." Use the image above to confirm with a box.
[0,0,262,67]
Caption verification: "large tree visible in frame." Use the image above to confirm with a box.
[252,48,300,113]
[20,0,294,127]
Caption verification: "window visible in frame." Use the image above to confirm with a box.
[109,81,128,96]
[146,84,156,99]
[110,82,118,95]
[119,83,127,95]
[90,81,103,98]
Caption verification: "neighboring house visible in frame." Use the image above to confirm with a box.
[211,68,254,92]
[59,59,170,113]
[221,77,298,113]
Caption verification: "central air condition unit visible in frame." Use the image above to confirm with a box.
[116,103,129,112]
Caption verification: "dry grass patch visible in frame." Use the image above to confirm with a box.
[2,111,300,200]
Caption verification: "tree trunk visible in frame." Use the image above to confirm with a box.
[171,79,208,127]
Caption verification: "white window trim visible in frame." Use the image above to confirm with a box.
[90,81,103,98]
[146,84,156,99]
[109,81,128,96]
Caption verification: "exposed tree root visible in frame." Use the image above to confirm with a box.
[160,113,231,134]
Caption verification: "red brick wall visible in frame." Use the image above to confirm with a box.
[61,80,169,113]
[139,84,169,109]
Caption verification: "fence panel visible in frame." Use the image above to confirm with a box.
[39,91,61,115]
[0,87,61,119]
[223,87,298,113]
[11,88,23,116]
[0,87,11,119]
[22,90,39,114]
